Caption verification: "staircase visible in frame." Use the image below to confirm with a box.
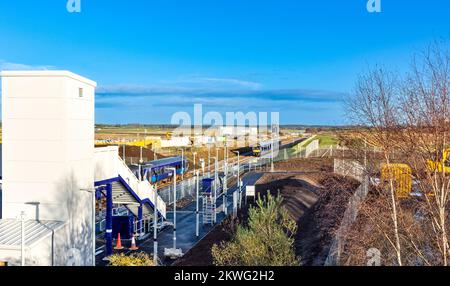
[111,182,154,218]
[202,195,214,225]
[116,156,167,219]
[95,146,166,220]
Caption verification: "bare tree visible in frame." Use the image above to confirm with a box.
[344,40,450,266]
[346,66,404,265]
[399,41,450,265]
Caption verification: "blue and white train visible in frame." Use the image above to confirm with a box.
[130,156,189,184]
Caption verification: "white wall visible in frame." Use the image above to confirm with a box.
[1,71,97,266]
[94,146,119,182]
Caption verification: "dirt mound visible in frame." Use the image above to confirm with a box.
[295,175,359,265]
[95,145,166,162]
[273,158,333,173]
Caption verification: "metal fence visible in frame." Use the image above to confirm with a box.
[324,159,369,266]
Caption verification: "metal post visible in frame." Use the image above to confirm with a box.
[153,185,158,265]
[223,162,227,215]
[179,148,184,199]
[271,138,274,172]
[20,211,26,266]
[105,183,113,259]
[80,188,96,266]
[216,148,219,172]
[91,189,96,266]
[214,157,218,223]
[237,151,242,208]
[172,169,177,249]
[123,142,126,163]
[138,205,143,237]
[193,152,197,177]
[195,171,200,237]
[208,145,211,174]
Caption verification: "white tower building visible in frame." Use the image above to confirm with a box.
[0,71,96,266]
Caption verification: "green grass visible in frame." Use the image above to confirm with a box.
[316,134,339,148]
[292,133,338,152]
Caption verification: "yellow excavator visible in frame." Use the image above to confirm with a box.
[427,148,450,174]
[379,149,450,199]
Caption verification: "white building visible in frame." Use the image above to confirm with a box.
[218,126,258,138]
[0,71,96,266]
[160,136,191,148]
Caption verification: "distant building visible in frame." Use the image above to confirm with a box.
[160,136,191,148]
[218,126,258,138]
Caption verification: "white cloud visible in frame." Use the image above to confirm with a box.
[0,59,56,71]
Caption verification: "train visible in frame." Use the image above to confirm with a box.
[130,156,189,184]
[252,140,280,157]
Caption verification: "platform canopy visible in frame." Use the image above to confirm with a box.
[0,219,66,249]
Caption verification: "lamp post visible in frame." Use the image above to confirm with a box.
[211,156,218,224]
[213,156,219,223]
[80,187,96,266]
[178,148,184,198]
[271,138,274,172]
[195,170,200,237]
[236,151,241,207]
[208,144,211,174]
[178,148,184,180]
[122,138,126,163]
[193,151,197,176]
[216,147,219,173]
[19,211,26,266]
[153,184,158,265]
[167,167,177,250]
[200,158,205,177]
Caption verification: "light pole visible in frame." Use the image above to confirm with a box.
[236,151,241,207]
[178,148,184,180]
[153,185,158,265]
[223,160,227,215]
[193,151,197,176]
[195,170,200,237]
[200,158,205,177]
[122,139,126,163]
[216,147,219,173]
[178,148,184,197]
[271,138,274,172]
[211,156,218,224]
[215,156,219,223]
[19,211,26,266]
[167,167,177,250]
[208,144,211,174]
[80,187,96,266]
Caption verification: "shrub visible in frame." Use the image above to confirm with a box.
[108,252,154,266]
[212,192,299,266]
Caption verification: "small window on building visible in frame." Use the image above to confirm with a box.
[79,88,84,98]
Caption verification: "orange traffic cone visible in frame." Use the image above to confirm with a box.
[114,233,124,250]
[129,233,139,251]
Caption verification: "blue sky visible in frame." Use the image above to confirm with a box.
[0,0,449,125]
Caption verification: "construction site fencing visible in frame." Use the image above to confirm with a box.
[325,159,369,266]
